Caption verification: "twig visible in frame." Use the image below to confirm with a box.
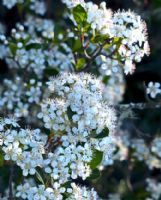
[82,44,105,72]
[114,102,161,110]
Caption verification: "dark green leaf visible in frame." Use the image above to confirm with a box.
[44,68,59,76]
[87,168,101,180]
[26,43,42,50]
[9,43,17,55]
[73,39,82,52]
[91,35,109,44]
[0,152,4,167]
[68,38,82,52]
[102,75,110,85]
[89,149,103,169]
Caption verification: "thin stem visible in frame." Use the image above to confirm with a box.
[82,44,105,72]
[115,102,161,110]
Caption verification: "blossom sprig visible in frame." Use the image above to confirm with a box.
[37,73,116,185]
[62,0,150,75]
[15,181,101,200]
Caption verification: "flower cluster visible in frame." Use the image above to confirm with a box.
[39,73,116,178]
[111,131,161,170]
[97,55,125,103]
[16,181,100,200]
[62,0,150,75]
[0,77,44,119]
[2,0,46,15]
[146,179,161,200]
[16,182,66,200]
[112,10,150,74]
[24,15,54,39]
[40,73,116,139]
[0,20,75,78]
[0,117,47,176]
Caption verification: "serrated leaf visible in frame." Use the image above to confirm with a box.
[73,5,87,27]
[89,149,103,170]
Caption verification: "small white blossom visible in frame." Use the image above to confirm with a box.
[147,82,161,98]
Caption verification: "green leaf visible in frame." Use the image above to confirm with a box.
[9,43,17,55]
[62,181,72,188]
[76,58,86,70]
[73,39,82,52]
[73,5,87,27]
[44,68,59,76]
[91,35,109,44]
[0,152,4,167]
[68,38,82,52]
[87,168,101,180]
[36,171,45,185]
[95,127,109,139]
[83,23,91,32]
[89,149,103,170]
[113,37,122,47]
[102,75,110,85]
[26,43,42,50]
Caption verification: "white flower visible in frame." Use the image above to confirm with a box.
[62,0,85,8]
[146,179,161,200]
[85,2,113,36]
[112,10,150,64]
[2,0,17,9]
[147,82,161,98]
[66,183,101,200]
